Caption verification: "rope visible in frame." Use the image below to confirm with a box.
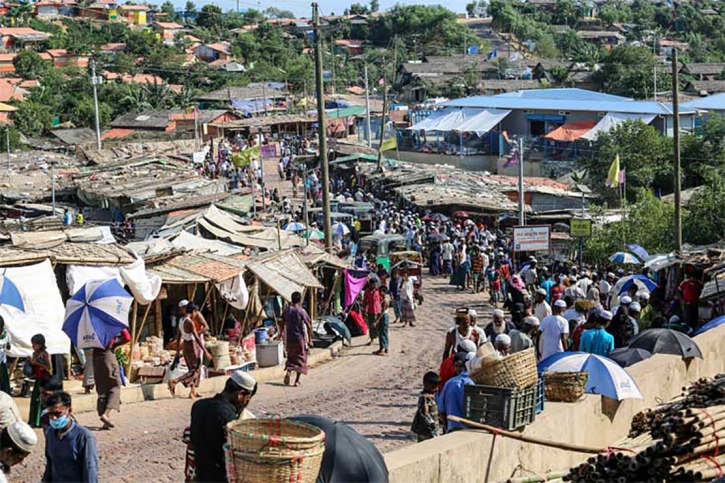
[702,409,720,457]
[701,455,724,477]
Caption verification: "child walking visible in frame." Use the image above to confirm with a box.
[411,372,440,442]
[28,334,52,428]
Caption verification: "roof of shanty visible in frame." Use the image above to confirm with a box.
[682,63,725,76]
[402,57,499,76]
[0,152,82,202]
[682,92,725,111]
[78,138,200,165]
[209,113,317,129]
[685,80,725,94]
[118,4,148,10]
[167,109,236,124]
[154,21,184,29]
[576,30,626,40]
[73,157,225,207]
[0,28,52,41]
[99,42,126,52]
[0,233,135,267]
[196,84,288,102]
[49,128,96,146]
[110,110,175,129]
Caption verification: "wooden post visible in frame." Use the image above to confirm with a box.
[154,297,162,338]
[133,304,153,347]
[309,288,317,321]
[210,285,219,336]
[127,301,138,374]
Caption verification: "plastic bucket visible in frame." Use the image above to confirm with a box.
[254,328,268,344]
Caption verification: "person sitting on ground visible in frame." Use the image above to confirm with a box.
[190,371,257,483]
[483,309,515,343]
[0,421,37,480]
[43,391,99,483]
[438,352,474,434]
[579,310,615,357]
[438,339,477,392]
[494,334,512,356]
[411,372,440,443]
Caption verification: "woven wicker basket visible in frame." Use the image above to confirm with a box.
[471,348,538,389]
[544,371,589,402]
[225,419,325,483]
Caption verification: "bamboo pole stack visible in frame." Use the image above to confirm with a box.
[562,374,725,482]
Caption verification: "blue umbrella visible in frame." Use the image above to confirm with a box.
[617,274,658,295]
[627,244,649,261]
[0,275,24,312]
[63,279,133,349]
[284,222,307,232]
[695,315,725,336]
[538,352,642,401]
[610,252,641,264]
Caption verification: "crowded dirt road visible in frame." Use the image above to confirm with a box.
[13,277,494,482]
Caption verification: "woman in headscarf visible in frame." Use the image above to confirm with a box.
[507,275,530,326]
[169,301,211,399]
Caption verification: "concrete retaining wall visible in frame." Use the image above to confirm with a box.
[385,325,725,482]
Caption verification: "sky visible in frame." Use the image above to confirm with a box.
[168,0,468,19]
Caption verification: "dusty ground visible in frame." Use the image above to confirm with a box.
[13,277,494,482]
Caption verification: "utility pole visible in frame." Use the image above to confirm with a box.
[50,161,57,216]
[653,65,657,101]
[518,137,525,226]
[313,2,333,251]
[377,82,388,168]
[364,64,372,147]
[5,125,9,170]
[90,54,102,150]
[672,48,682,252]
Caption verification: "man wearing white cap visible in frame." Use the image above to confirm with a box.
[510,316,538,354]
[494,334,512,356]
[0,421,36,480]
[610,296,636,348]
[484,309,515,343]
[628,302,642,337]
[191,370,258,482]
[539,299,569,361]
[600,273,614,305]
[533,288,552,322]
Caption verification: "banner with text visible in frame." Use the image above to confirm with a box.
[513,225,551,252]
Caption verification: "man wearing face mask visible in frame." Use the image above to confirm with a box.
[190,371,258,482]
[42,391,99,482]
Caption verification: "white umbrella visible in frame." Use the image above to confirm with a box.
[332,222,350,236]
[539,352,642,401]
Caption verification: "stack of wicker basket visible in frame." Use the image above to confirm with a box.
[225,418,325,483]
[470,348,539,389]
[543,371,589,402]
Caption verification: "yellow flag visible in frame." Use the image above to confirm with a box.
[379,136,397,153]
[606,154,620,188]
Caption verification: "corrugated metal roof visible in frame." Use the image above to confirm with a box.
[682,93,725,110]
[495,88,629,102]
[443,89,696,115]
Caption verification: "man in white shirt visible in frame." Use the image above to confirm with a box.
[599,273,614,303]
[539,299,569,361]
[564,276,586,300]
[533,288,552,321]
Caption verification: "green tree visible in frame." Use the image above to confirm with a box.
[370,0,380,13]
[69,97,112,128]
[13,50,49,80]
[584,190,674,265]
[349,3,370,15]
[681,113,725,187]
[595,45,669,99]
[264,7,295,18]
[579,120,672,202]
[14,101,53,135]
[198,4,222,29]
[160,1,175,15]
[684,179,725,246]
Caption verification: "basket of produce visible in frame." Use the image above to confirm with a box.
[543,371,588,402]
[471,348,538,389]
[226,418,325,483]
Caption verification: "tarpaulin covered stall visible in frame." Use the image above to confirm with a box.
[245,250,322,302]
[544,120,598,142]
[580,112,657,141]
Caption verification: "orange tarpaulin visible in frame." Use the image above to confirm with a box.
[544,121,597,142]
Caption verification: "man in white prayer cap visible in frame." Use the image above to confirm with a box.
[494,334,512,355]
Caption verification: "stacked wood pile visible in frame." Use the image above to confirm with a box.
[563,374,725,482]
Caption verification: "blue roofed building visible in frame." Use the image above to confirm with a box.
[395,88,697,176]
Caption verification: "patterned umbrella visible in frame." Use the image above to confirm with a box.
[0,275,24,312]
[63,279,132,349]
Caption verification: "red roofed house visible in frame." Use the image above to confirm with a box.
[46,49,89,68]
[153,21,184,42]
[0,28,52,51]
[0,79,28,102]
[193,42,232,63]
[0,53,16,74]
[334,39,363,55]
[34,0,76,18]
[99,43,126,55]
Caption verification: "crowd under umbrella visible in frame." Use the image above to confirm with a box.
[610,251,641,265]
[538,352,643,401]
[607,347,653,368]
[615,274,658,295]
[422,213,448,223]
[62,279,133,349]
[289,415,389,483]
[694,315,725,336]
[0,275,25,312]
[628,328,703,359]
[284,222,307,232]
[426,233,449,243]
[332,222,350,236]
[303,229,325,241]
[451,211,469,219]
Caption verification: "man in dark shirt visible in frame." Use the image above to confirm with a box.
[190,371,258,482]
[43,391,98,483]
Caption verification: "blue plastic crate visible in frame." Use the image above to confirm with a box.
[535,376,545,414]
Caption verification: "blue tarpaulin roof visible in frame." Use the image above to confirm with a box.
[443,88,697,115]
